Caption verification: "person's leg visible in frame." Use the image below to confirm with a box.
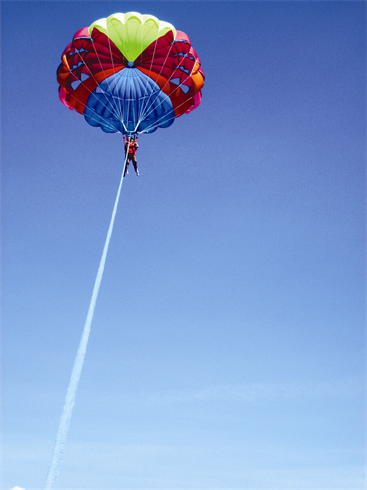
[132,157,139,176]
[124,159,129,175]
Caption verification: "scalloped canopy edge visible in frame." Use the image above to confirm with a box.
[89,12,176,61]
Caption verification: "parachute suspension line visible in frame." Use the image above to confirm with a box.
[138,22,159,129]
[140,93,195,135]
[139,33,176,122]
[137,25,146,124]
[71,35,120,121]
[63,45,120,132]
[69,26,199,135]
[44,151,128,490]
[126,84,132,136]
[66,81,119,130]
[89,34,121,120]
[139,30,164,122]
[104,20,131,119]
[99,21,121,118]
[63,85,119,132]
[139,51,197,124]
[91,18,133,119]
[140,62,199,135]
[140,44,189,122]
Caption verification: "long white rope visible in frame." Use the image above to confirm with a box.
[44,150,128,490]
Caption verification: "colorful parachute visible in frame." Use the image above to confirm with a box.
[57,12,205,135]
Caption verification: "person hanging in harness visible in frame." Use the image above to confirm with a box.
[123,136,140,177]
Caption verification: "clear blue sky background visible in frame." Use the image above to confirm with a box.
[1,1,366,489]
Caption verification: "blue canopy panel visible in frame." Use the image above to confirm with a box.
[84,67,175,134]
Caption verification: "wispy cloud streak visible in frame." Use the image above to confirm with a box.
[123,377,363,406]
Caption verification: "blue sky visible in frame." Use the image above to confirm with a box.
[1,1,366,489]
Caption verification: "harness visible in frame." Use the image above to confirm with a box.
[128,143,135,154]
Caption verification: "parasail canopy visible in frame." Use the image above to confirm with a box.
[57,12,205,136]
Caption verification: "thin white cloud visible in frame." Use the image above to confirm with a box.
[9,487,26,490]
[123,376,363,406]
